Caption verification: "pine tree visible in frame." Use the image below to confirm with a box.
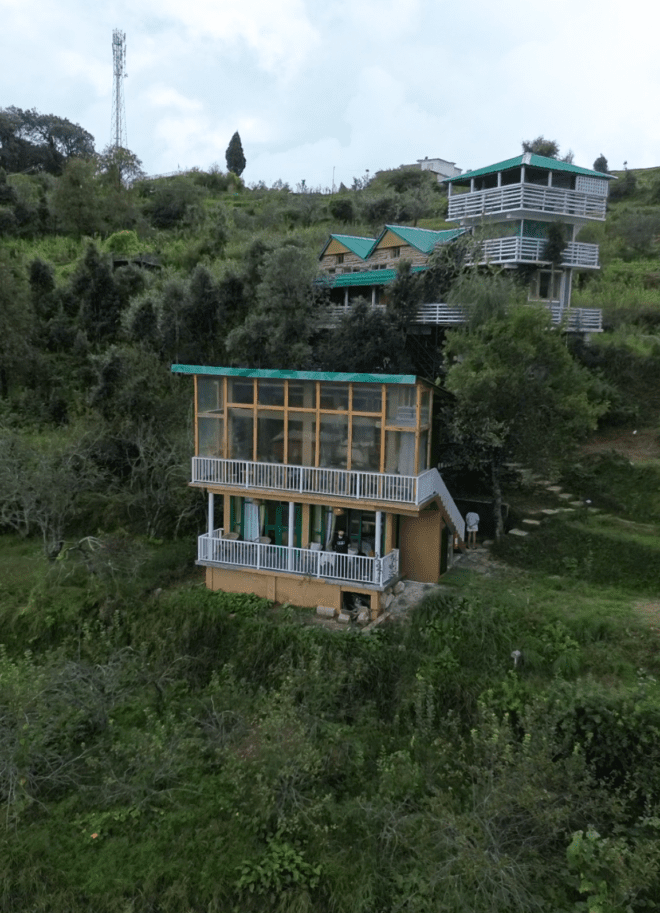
[225,131,246,176]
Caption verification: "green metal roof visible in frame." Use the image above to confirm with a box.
[319,266,427,288]
[319,234,375,260]
[380,225,466,253]
[444,154,616,185]
[171,365,424,385]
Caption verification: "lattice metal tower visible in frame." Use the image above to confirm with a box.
[111,29,127,149]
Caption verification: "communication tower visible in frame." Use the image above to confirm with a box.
[111,29,127,149]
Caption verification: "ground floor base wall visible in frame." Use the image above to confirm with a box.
[205,566,381,617]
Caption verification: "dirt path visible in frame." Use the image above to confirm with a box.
[580,428,660,463]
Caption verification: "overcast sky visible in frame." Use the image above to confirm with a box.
[3,0,659,188]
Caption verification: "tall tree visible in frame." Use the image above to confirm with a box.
[225,131,246,177]
[593,154,609,174]
[443,306,607,538]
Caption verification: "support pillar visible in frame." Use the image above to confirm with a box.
[375,511,383,558]
[208,491,215,536]
[287,501,295,570]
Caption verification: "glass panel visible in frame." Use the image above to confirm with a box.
[227,377,254,404]
[351,416,380,472]
[287,412,316,466]
[197,377,223,414]
[420,390,430,426]
[320,382,349,411]
[385,430,415,475]
[287,380,316,409]
[257,411,284,463]
[352,383,382,414]
[418,430,429,473]
[319,413,348,468]
[387,386,417,426]
[198,417,223,457]
[228,409,254,461]
[257,380,285,407]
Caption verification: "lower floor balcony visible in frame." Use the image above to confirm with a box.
[473,237,600,269]
[198,529,400,589]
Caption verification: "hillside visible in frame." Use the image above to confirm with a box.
[1,150,660,910]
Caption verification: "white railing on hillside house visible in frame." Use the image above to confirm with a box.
[473,238,600,269]
[197,529,400,587]
[321,301,602,333]
[447,183,607,221]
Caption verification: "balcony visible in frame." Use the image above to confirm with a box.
[192,459,466,541]
[198,529,400,588]
[473,237,600,270]
[447,183,607,222]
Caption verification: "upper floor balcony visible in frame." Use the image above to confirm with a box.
[447,182,607,223]
[474,237,600,269]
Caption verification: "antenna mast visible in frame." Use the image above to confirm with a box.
[111,29,127,149]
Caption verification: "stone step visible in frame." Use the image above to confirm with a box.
[508,528,529,537]
[522,518,542,526]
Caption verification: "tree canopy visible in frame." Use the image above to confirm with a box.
[0,106,95,175]
[444,306,608,537]
[521,136,574,163]
[225,131,246,177]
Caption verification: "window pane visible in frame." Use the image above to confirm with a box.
[257,380,285,407]
[228,409,253,460]
[320,382,349,411]
[287,412,316,465]
[227,377,254,404]
[198,417,223,457]
[288,380,316,409]
[197,377,223,414]
[352,383,382,414]
[387,386,417,425]
[257,411,284,463]
[319,413,348,468]
[385,430,415,475]
[420,390,430,426]
[351,416,380,471]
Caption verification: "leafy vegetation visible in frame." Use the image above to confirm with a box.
[2,109,660,909]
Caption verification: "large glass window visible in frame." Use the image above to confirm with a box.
[198,417,223,457]
[257,411,284,463]
[257,380,285,407]
[352,383,382,414]
[320,382,348,411]
[319,414,348,468]
[227,377,254,405]
[351,416,380,472]
[387,386,417,426]
[385,430,415,475]
[197,377,223,414]
[288,380,316,409]
[228,409,254,461]
[287,412,316,466]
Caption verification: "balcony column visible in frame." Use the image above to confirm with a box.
[208,491,215,537]
[375,511,383,558]
[287,501,295,570]
[344,288,349,307]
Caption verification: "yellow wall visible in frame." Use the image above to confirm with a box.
[206,566,381,617]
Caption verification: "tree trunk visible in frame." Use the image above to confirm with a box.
[491,458,505,542]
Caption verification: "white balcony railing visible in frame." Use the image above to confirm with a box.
[194,459,441,505]
[198,530,400,587]
[447,182,607,222]
[473,237,599,269]
[322,301,601,333]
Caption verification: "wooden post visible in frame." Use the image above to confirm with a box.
[288,501,295,569]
